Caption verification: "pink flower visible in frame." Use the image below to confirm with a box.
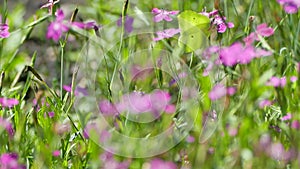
[228,126,238,136]
[46,9,69,42]
[99,100,119,116]
[0,117,14,137]
[244,23,274,45]
[116,16,134,33]
[72,21,98,30]
[52,150,60,157]
[0,153,25,169]
[0,98,19,108]
[153,28,180,41]
[200,9,219,18]
[266,76,286,88]
[277,0,300,13]
[267,142,293,160]
[227,87,236,96]
[186,135,195,143]
[259,99,273,108]
[201,10,234,33]
[165,104,176,114]
[63,85,88,96]
[290,76,298,82]
[281,113,292,121]
[100,152,130,169]
[149,158,177,169]
[48,112,55,118]
[209,84,226,101]
[116,90,174,116]
[0,15,10,38]
[219,42,242,66]
[219,42,272,66]
[212,15,234,33]
[291,120,300,129]
[256,23,274,37]
[151,8,179,22]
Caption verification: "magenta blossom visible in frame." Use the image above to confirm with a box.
[259,99,273,108]
[117,16,134,33]
[100,152,130,169]
[267,142,294,161]
[0,98,19,108]
[200,9,219,18]
[153,28,180,41]
[46,9,69,41]
[227,87,236,96]
[186,135,195,143]
[52,150,60,157]
[151,8,179,22]
[256,23,274,37]
[72,21,98,30]
[266,76,287,88]
[115,90,175,117]
[281,113,292,121]
[0,153,25,169]
[219,42,272,66]
[213,15,234,33]
[0,15,10,38]
[200,9,234,33]
[63,84,88,96]
[291,120,300,129]
[277,0,300,13]
[209,84,226,101]
[149,158,177,169]
[244,23,274,45]
[290,76,298,82]
[99,100,119,116]
[0,117,14,137]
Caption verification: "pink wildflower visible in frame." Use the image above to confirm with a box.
[151,8,179,22]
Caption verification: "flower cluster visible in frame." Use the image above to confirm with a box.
[151,8,180,41]
[219,42,272,66]
[0,98,19,108]
[47,9,97,42]
[208,84,236,101]
[99,90,176,117]
[201,10,234,33]
[212,23,274,67]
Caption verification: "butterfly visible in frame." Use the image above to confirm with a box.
[177,10,211,52]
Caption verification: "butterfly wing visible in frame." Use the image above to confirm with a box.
[177,10,210,52]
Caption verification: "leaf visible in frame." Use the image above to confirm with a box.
[177,10,211,52]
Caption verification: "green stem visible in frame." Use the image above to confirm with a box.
[110,0,129,91]
[59,7,78,100]
[60,46,64,100]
